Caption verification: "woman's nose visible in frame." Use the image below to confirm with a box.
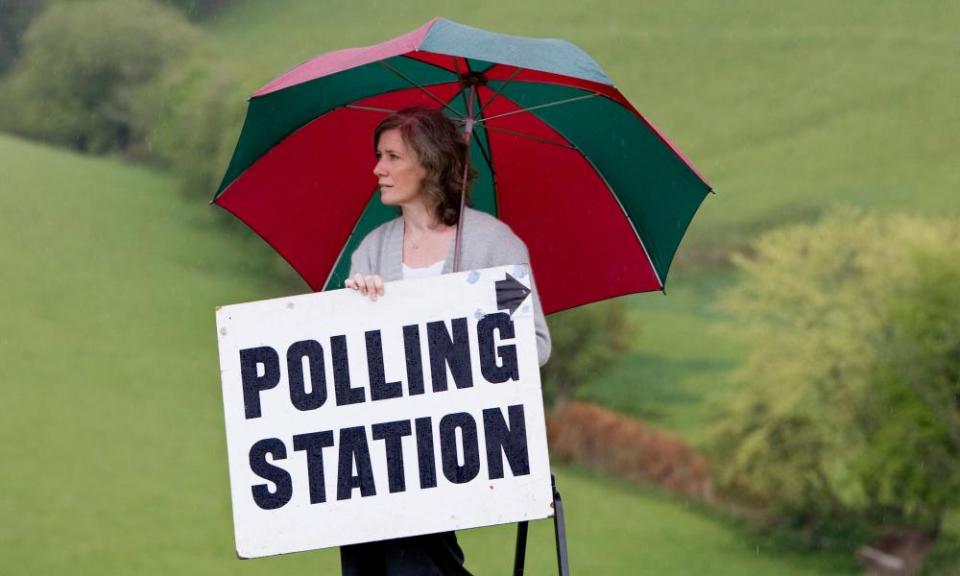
[373,159,387,177]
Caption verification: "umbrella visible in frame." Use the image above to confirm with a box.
[213,17,711,314]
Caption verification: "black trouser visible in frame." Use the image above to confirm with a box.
[340,532,473,576]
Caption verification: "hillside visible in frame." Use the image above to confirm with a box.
[0,132,857,573]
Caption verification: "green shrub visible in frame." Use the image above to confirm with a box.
[159,0,232,20]
[542,299,638,407]
[548,401,712,500]
[132,52,299,285]
[708,210,960,535]
[0,0,198,153]
[856,254,960,531]
[0,0,45,76]
[133,51,243,198]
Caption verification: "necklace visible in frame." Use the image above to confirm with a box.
[406,229,427,250]
[405,225,451,252]
[406,233,424,251]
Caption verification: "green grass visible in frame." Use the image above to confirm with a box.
[0,133,859,574]
[206,0,960,441]
[578,269,743,442]
[460,467,857,575]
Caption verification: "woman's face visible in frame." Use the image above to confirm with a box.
[374,128,428,207]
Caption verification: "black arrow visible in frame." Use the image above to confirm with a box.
[495,273,531,316]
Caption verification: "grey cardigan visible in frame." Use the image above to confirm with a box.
[349,207,551,366]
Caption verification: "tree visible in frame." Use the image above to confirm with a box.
[708,210,960,534]
[541,299,638,407]
[0,0,198,153]
[856,254,960,532]
[132,52,242,197]
[0,0,45,76]
[158,0,232,20]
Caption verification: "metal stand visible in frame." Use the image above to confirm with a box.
[512,521,529,576]
[513,475,569,575]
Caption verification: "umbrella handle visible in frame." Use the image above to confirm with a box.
[453,85,477,273]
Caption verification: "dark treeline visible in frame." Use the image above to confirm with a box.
[0,0,239,201]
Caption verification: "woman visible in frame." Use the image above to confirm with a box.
[341,106,551,575]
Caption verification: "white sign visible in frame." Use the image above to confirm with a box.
[216,265,553,558]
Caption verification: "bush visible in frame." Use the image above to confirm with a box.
[159,0,232,20]
[541,299,637,407]
[548,401,713,500]
[0,0,198,153]
[0,0,45,76]
[856,254,960,531]
[133,52,243,198]
[708,210,960,535]
[134,52,301,284]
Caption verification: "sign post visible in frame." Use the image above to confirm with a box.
[216,265,553,558]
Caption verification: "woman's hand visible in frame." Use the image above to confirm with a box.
[345,273,385,301]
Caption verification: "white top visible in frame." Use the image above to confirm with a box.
[401,259,445,280]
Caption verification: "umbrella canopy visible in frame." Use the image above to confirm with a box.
[214,17,711,314]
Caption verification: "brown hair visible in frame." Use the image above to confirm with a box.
[373,106,475,226]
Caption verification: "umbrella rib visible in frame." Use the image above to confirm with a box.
[476,93,600,123]
[345,104,398,114]
[481,125,576,149]
[472,125,494,167]
[478,66,523,115]
[573,149,665,289]
[378,60,463,117]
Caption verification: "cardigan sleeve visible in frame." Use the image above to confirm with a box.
[348,226,380,278]
[348,240,369,278]
[513,240,552,367]
[459,208,552,367]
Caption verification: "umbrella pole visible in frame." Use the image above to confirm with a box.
[453,85,476,273]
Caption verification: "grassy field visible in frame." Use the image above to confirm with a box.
[207,0,960,441]
[0,133,857,574]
